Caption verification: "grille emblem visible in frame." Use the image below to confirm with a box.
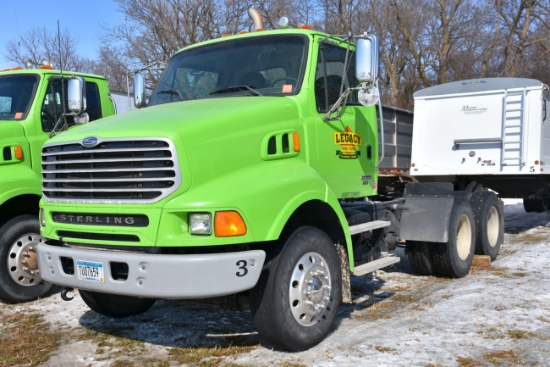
[82,137,99,148]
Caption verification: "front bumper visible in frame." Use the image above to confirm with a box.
[37,243,265,299]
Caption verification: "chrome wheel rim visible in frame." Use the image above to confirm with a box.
[289,252,332,326]
[7,233,44,286]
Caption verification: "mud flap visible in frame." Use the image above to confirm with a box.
[399,182,464,243]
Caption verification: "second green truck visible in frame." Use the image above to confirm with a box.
[0,67,117,303]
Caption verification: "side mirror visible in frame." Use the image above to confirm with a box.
[134,72,146,108]
[356,35,379,84]
[68,77,86,113]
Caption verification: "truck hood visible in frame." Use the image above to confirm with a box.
[47,97,301,143]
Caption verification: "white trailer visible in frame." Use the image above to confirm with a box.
[110,91,134,114]
[411,78,550,212]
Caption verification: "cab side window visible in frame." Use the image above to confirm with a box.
[315,43,358,113]
[85,82,102,121]
[41,79,103,132]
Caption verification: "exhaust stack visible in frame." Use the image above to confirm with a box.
[248,8,264,31]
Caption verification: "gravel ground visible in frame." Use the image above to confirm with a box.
[2,200,549,367]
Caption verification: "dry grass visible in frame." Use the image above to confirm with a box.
[0,312,62,367]
[168,345,259,367]
[506,329,535,340]
[392,293,421,303]
[518,232,548,243]
[109,360,170,367]
[456,356,486,367]
[374,345,395,353]
[484,349,526,366]
[353,300,394,321]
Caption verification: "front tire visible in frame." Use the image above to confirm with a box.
[250,226,342,351]
[432,200,475,278]
[79,290,156,318]
[0,215,55,303]
[470,192,503,261]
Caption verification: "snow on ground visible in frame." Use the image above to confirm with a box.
[2,200,550,366]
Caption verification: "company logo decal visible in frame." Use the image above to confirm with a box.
[81,136,99,148]
[334,126,362,159]
[461,106,487,114]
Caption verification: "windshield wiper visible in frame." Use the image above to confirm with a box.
[157,89,186,101]
[209,85,263,96]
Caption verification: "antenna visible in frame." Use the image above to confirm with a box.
[49,20,68,138]
[57,20,67,132]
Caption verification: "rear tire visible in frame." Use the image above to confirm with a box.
[250,226,342,351]
[470,192,503,261]
[79,290,156,318]
[0,215,55,303]
[433,200,475,278]
[406,241,435,275]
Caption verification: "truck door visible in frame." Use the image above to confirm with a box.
[312,42,378,199]
[28,78,105,173]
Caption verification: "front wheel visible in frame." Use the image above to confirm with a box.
[250,226,342,351]
[79,290,156,318]
[432,200,475,278]
[0,215,55,303]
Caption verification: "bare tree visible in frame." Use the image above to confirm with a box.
[3,27,88,71]
[87,45,132,93]
[361,0,412,108]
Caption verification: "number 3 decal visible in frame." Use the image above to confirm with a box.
[236,260,248,277]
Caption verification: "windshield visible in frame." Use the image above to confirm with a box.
[0,74,39,120]
[148,34,308,106]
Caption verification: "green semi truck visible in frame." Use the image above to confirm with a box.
[36,10,503,350]
[0,67,117,303]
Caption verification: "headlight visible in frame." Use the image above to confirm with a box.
[189,213,212,235]
[40,208,46,227]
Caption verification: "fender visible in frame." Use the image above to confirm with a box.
[0,164,41,206]
[160,158,353,253]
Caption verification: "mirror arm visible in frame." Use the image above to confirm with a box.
[49,114,68,138]
[322,87,354,121]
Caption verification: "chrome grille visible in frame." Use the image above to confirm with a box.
[42,138,181,203]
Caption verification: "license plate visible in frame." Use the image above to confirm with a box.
[76,260,105,283]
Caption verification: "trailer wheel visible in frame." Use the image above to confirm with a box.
[250,226,341,351]
[79,290,156,318]
[406,241,435,275]
[432,200,475,278]
[0,215,56,303]
[470,192,503,261]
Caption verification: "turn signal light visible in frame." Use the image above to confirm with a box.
[215,211,247,237]
[292,132,300,152]
[14,146,23,160]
